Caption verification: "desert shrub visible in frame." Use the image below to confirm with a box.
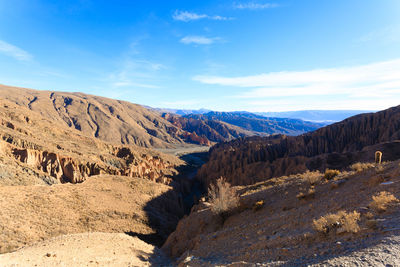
[208,177,239,216]
[350,162,375,173]
[369,191,398,212]
[313,210,360,234]
[252,200,265,211]
[301,170,322,185]
[296,187,315,200]
[324,169,340,180]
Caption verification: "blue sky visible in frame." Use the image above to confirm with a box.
[0,0,400,111]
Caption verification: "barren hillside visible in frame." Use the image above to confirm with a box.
[0,84,190,148]
[0,88,186,186]
[165,160,400,266]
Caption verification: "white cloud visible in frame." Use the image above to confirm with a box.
[107,59,165,89]
[193,59,400,111]
[234,2,278,10]
[173,10,232,22]
[180,36,220,45]
[244,98,400,112]
[0,40,32,61]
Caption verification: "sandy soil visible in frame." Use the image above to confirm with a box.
[0,232,171,266]
[0,174,183,254]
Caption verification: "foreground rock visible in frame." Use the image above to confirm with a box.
[0,175,184,254]
[0,232,171,266]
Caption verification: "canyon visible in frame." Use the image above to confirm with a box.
[1,85,400,266]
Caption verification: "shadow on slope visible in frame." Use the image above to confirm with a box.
[128,150,209,248]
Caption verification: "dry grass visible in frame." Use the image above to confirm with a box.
[350,162,375,173]
[208,177,239,216]
[369,191,398,212]
[300,170,322,185]
[323,169,340,180]
[313,210,361,234]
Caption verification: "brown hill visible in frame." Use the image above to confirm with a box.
[164,160,400,266]
[0,87,186,186]
[0,84,190,148]
[198,105,400,186]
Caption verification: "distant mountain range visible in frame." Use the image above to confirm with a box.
[153,107,370,124]
[184,111,324,136]
[149,107,211,116]
[255,110,372,123]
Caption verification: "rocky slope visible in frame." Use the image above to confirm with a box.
[198,105,400,186]
[164,160,400,266]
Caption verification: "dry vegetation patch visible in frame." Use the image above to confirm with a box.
[324,169,340,180]
[300,170,322,185]
[208,177,239,216]
[313,210,361,234]
[296,187,316,200]
[350,162,375,173]
[369,191,398,212]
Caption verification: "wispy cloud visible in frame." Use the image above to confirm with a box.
[193,59,400,111]
[356,25,400,44]
[233,2,279,10]
[161,99,201,108]
[107,59,166,89]
[180,36,221,45]
[173,10,232,22]
[0,40,32,61]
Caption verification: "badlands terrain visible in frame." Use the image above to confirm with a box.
[0,84,400,266]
